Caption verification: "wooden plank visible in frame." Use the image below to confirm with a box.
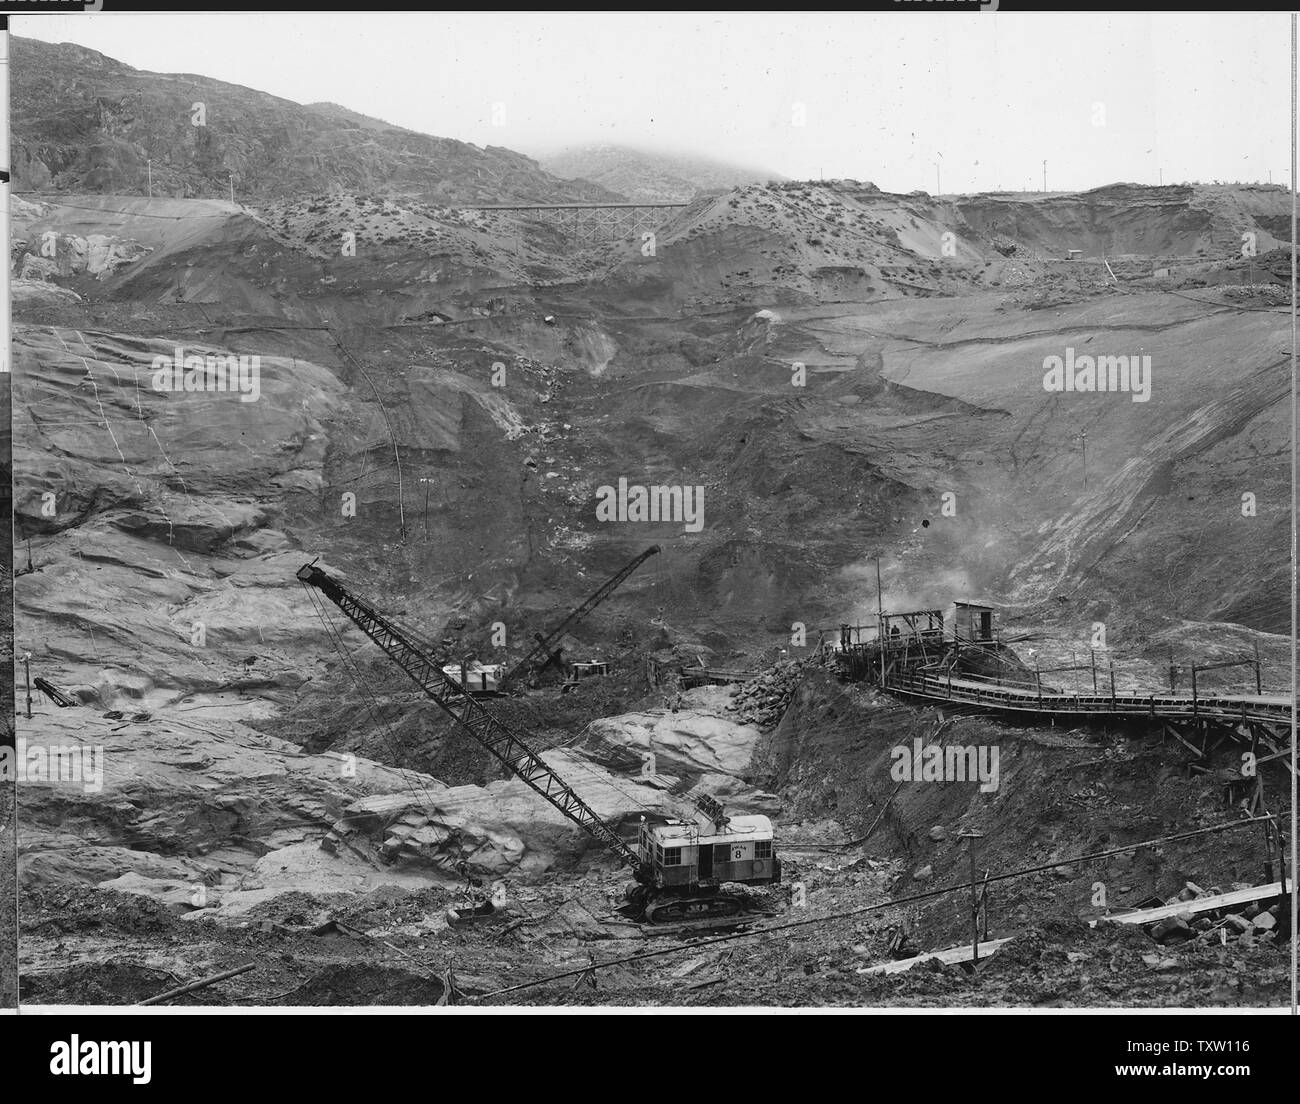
[1094,879,1291,927]
[1254,736,1298,777]
[1256,745,1295,766]
[858,938,1013,975]
[138,962,255,1006]
[1163,723,1205,759]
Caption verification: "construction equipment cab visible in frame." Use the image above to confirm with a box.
[637,815,780,890]
[442,657,504,695]
[296,558,778,925]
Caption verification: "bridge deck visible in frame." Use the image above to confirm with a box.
[680,667,748,686]
[888,671,1293,725]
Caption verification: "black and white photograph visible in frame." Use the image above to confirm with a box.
[1,8,1297,1036]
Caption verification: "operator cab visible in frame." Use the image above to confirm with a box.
[638,814,780,890]
[442,658,504,695]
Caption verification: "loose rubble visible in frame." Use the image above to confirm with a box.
[1141,880,1290,950]
[725,660,806,728]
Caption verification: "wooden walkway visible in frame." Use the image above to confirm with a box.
[860,880,1292,976]
[887,669,1293,728]
[1096,879,1292,927]
[859,938,1013,975]
[680,667,749,687]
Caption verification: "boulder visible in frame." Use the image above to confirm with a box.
[97,872,217,914]
[1150,916,1192,944]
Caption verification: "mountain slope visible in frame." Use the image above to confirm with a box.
[9,36,624,207]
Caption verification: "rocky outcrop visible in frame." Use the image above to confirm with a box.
[16,232,151,281]
[334,748,677,877]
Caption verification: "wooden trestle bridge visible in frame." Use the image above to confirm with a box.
[829,604,1295,778]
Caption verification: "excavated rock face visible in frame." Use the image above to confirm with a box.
[11,279,82,309]
[12,327,346,713]
[10,40,1294,973]
[583,710,762,778]
[16,232,151,281]
[954,183,1289,260]
[13,183,1293,918]
[329,707,779,877]
[337,748,677,878]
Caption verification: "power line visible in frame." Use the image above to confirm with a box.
[476,814,1279,1001]
[300,581,441,812]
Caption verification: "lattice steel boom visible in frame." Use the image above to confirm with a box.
[297,562,644,876]
[503,545,661,687]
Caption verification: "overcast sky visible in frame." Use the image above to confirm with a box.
[12,11,1289,194]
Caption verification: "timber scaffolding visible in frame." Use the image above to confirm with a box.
[830,607,1296,776]
[680,665,749,688]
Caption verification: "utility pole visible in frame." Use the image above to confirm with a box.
[876,555,886,686]
[419,477,434,533]
[229,172,235,205]
[1042,160,1047,193]
[958,829,985,965]
[147,159,152,198]
[1158,167,1162,186]
[23,652,32,720]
